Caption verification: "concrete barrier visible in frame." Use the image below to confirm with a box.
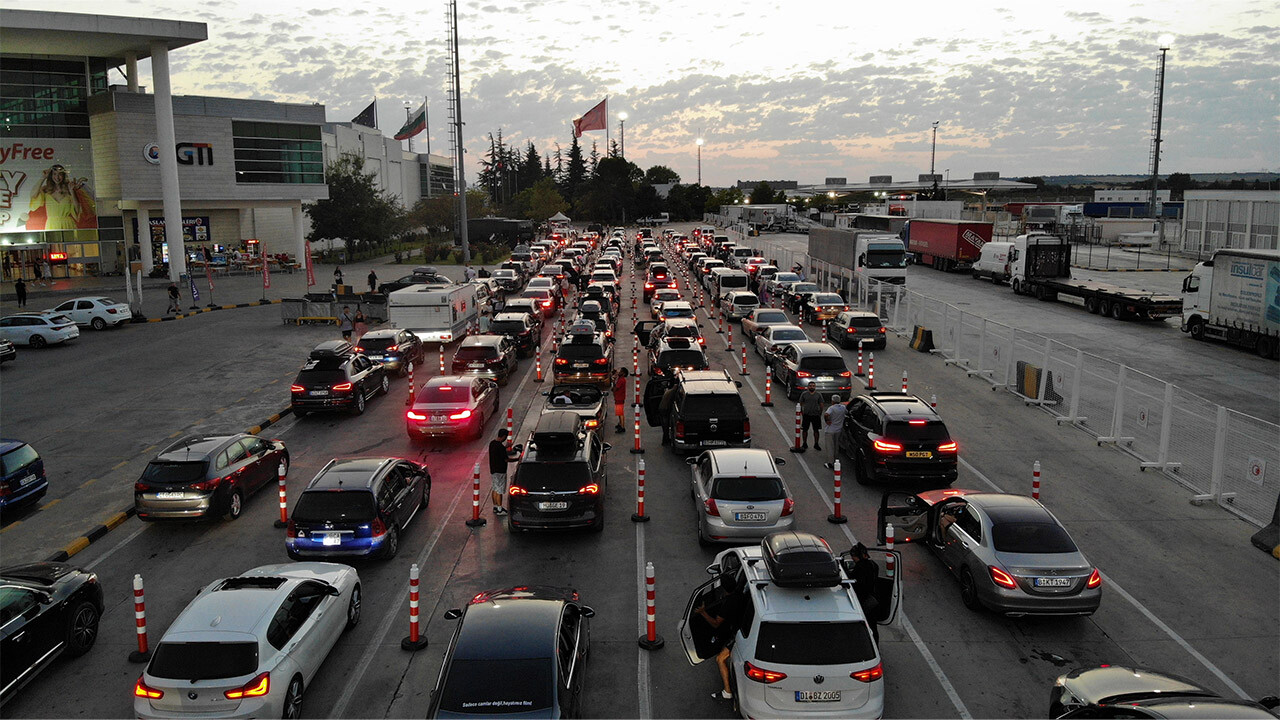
[910,325,935,352]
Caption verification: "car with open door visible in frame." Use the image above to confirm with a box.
[877,489,1101,616]
[676,532,900,719]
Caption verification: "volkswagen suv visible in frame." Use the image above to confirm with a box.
[507,412,608,532]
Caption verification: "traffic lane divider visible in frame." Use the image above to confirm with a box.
[141,299,284,322]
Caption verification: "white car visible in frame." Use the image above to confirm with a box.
[0,312,79,348]
[49,296,132,329]
[526,276,555,291]
[754,324,809,359]
[134,563,359,720]
[651,289,683,319]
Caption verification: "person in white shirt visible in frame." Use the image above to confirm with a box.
[822,394,846,467]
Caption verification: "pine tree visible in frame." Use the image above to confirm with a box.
[565,134,586,197]
[608,139,620,158]
[589,140,600,178]
[552,143,564,185]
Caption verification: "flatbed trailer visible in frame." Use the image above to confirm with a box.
[1010,234,1183,321]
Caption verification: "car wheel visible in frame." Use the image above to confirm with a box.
[498,370,510,387]
[91,317,106,331]
[293,410,308,419]
[282,676,304,720]
[353,390,366,415]
[286,548,302,561]
[385,523,402,559]
[960,567,983,611]
[421,479,432,508]
[226,488,244,520]
[855,451,874,486]
[29,334,46,349]
[345,585,361,630]
[64,599,100,657]
[378,374,390,396]
[398,363,409,378]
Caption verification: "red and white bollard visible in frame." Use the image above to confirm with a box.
[401,563,429,650]
[1032,461,1042,500]
[128,574,150,662]
[534,352,543,383]
[630,403,644,454]
[406,362,416,405]
[632,344,639,375]
[789,402,804,452]
[930,394,937,409]
[761,365,774,406]
[637,561,664,649]
[886,523,895,552]
[867,352,876,389]
[633,373,641,407]
[725,322,734,350]
[740,344,749,375]
[465,464,486,527]
[273,462,289,529]
[821,319,828,343]
[885,525,896,587]
[855,340,865,377]
[901,369,908,393]
[828,459,847,524]
[631,458,649,522]
[438,345,445,375]
[505,408,514,448]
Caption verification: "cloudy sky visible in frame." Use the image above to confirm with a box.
[17,0,1280,185]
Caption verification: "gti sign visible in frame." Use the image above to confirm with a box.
[143,142,214,166]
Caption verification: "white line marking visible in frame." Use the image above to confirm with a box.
[83,522,148,571]
[635,518,652,719]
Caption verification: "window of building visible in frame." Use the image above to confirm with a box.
[0,57,93,138]
[231,121,324,184]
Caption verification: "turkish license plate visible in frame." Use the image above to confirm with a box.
[469,363,484,368]
[18,474,36,486]
[538,501,569,511]
[735,512,767,521]
[155,491,185,499]
[574,363,589,369]
[368,354,384,360]
[796,690,841,702]
[702,440,727,447]
[322,533,342,546]
[432,414,447,422]
[906,450,932,458]
[1035,577,1070,587]
[819,375,833,381]
[310,390,330,396]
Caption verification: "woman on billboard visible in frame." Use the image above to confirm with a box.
[26,163,97,230]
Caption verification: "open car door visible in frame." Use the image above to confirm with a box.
[633,321,658,347]
[676,577,720,666]
[877,491,930,544]
[866,547,903,626]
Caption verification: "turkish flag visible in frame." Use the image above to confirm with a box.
[573,98,607,138]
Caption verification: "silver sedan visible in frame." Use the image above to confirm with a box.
[752,323,809,359]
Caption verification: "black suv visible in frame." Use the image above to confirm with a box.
[508,412,609,533]
[286,457,431,560]
[489,312,540,357]
[451,334,520,386]
[648,336,709,377]
[291,341,389,416]
[651,369,750,453]
[838,392,958,486]
[554,327,613,387]
[644,263,676,302]
[356,328,425,375]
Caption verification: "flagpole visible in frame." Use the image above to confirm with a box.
[424,96,431,158]
[605,96,610,154]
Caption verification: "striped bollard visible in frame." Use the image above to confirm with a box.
[725,322,734,351]
[821,319,828,343]
[505,408,514,448]
[631,458,649,522]
[1032,461,1042,500]
[465,464,486,527]
[273,462,289,528]
[901,369,908,393]
[867,352,876,389]
[740,344,749,375]
[632,344,639,376]
[128,574,150,662]
[534,352,543,383]
[828,459,847,524]
[716,310,724,334]
[406,362,415,405]
[886,523,895,552]
[637,561,664,649]
[633,373,641,408]
[761,365,774,406]
[789,402,804,452]
[401,564,429,650]
[930,393,937,410]
[438,345,445,375]
[855,340,865,376]
[631,402,644,454]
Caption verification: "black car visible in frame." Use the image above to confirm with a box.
[649,369,750,453]
[451,335,520,386]
[499,298,544,332]
[838,392,958,486]
[643,264,676,302]
[1,562,104,704]
[647,337,709,378]
[291,341,390,416]
[508,412,608,532]
[489,312,541,358]
[0,339,15,364]
[429,587,594,718]
[378,270,446,295]
[1050,665,1280,719]
[1,440,47,513]
[286,457,431,560]
[134,434,289,521]
[553,329,613,388]
[356,328,425,376]
[830,310,887,350]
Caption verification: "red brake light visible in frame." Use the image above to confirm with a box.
[697,337,705,345]
[744,661,787,684]
[839,370,852,377]
[285,520,297,538]
[989,565,1018,589]
[386,344,399,352]
[290,384,305,393]
[879,327,886,333]
[509,485,528,496]
[781,497,794,516]
[796,371,813,378]
[873,438,903,453]
[449,409,473,420]
[542,300,552,307]
[332,382,353,391]
[190,477,223,492]
[703,497,719,516]
[225,672,270,699]
[407,410,427,420]
[134,482,148,492]
[578,484,600,495]
[743,418,751,440]
[554,358,568,365]
[645,283,654,289]
[675,420,685,438]
[134,678,164,699]
[593,357,609,365]
[353,345,364,352]
[851,663,883,683]
[1087,568,1102,589]
[370,516,387,537]
[938,441,958,453]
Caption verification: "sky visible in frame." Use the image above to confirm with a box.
[15,0,1280,186]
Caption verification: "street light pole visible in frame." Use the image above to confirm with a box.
[618,112,628,159]
[929,121,939,175]
[695,137,704,186]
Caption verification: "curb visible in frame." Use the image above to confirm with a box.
[1070,265,1188,273]
[143,299,284,323]
[40,405,294,564]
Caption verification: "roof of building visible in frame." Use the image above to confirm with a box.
[0,10,207,63]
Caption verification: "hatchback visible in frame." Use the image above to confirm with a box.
[451,335,519,386]
[688,449,793,545]
[720,290,760,321]
[831,310,887,350]
[286,458,431,560]
[658,301,695,321]
[0,312,79,348]
[134,434,289,522]
[802,293,849,325]
[49,296,131,330]
[508,412,608,532]
[0,440,47,511]
[650,289,682,318]
[290,341,390,416]
[741,308,790,340]
[754,324,809,359]
[769,342,853,400]
[406,376,500,441]
[521,289,559,318]
[839,392,958,486]
[1049,665,1280,719]
[356,328,424,376]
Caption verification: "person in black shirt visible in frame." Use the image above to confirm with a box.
[849,542,880,643]
[488,428,519,515]
[696,572,748,702]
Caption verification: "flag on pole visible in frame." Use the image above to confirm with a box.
[395,102,427,140]
[305,242,315,287]
[572,98,608,138]
[351,99,377,128]
[262,256,271,289]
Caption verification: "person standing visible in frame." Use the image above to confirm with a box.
[33,261,44,287]
[14,277,27,307]
[353,307,368,341]
[464,263,477,282]
[338,305,354,341]
[333,266,344,288]
[612,368,629,433]
[367,269,378,294]
[822,394,846,467]
[166,283,181,314]
[848,543,880,644]
[695,571,748,703]
[799,383,824,450]
[658,380,678,446]
[488,428,519,515]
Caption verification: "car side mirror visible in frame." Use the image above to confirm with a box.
[705,563,721,575]
[541,391,549,396]
[580,605,596,619]
[325,585,341,597]
[1258,697,1280,710]
[734,381,742,388]
[602,443,612,452]
[443,608,463,620]
[684,457,698,466]
[774,458,787,466]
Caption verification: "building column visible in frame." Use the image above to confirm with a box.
[293,205,307,268]
[125,53,139,92]
[151,42,187,281]
[138,208,154,274]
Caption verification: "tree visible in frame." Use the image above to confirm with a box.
[563,134,587,199]
[465,189,492,219]
[1165,172,1194,200]
[749,181,775,205]
[608,139,620,158]
[635,183,663,219]
[588,140,601,178]
[518,141,544,191]
[705,186,745,214]
[522,177,569,222]
[407,194,455,234]
[305,151,404,252]
[578,156,637,223]
[644,165,681,185]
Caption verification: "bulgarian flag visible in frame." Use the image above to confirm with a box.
[395,102,427,140]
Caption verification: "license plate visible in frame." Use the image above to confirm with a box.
[469,363,484,368]
[1035,577,1070,587]
[432,414,447,421]
[310,390,330,396]
[322,533,342,546]
[538,501,569,511]
[796,690,841,702]
[702,440,727,447]
[906,450,932,458]
[18,474,35,486]
[574,363,589,369]
[735,512,767,521]
[819,376,833,381]
[368,354,384,359]
[155,491,185,499]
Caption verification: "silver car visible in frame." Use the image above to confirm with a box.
[687,449,794,545]
[134,563,360,719]
[740,307,790,341]
[719,290,759,321]
[878,489,1102,616]
[753,323,809,359]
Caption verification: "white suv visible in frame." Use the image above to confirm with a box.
[678,532,901,719]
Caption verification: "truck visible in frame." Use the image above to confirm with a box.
[1180,248,1280,359]
[899,219,993,271]
[388,283,478,344]
[1008,234,1183,321]
[636,212,670,227]
[808,227,907,290]
[468,217,534,245]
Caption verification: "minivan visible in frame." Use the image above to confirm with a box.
[709,268,749,301]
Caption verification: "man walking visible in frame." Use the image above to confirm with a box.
[799,383,824,450]
[166,283,181,314]
[338,305,355,341]
[488,428,519,515]
[367,269,378,294]
[14,277,27,307]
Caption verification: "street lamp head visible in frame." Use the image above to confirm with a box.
[1157,33,1174,49]
[932,120,939,129]
[828,191,836,199]
[695,137,704,146]
[618,111,628,121]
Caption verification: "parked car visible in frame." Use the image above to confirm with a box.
[878,489,1101,616]
[489,312,541,358]
[290,341,389,416]
[0,312,79,348]
[406,376,500,442]
[1,440,47,512]
[650,289,683,318]
[802,292,849,325]
[753,324,809,359]
[648,336,709,378]
[451,335,519,386]
[379,270,446,295]
[741,307,790,341]
[839,392,958,486]
[49,296,131,330]
[651,369,750,453]
[134,434,289,522]
[428,587,594,718]
[355,328,424,376]
[769,341,853,401]
[1049,665,1280,719]
[133,563,360,719]
[719,290,759,321]
[0,338,15,364]
[286,458,431,560]
[553,328,613,388]
[507,411,608,532]
[1,562,103,704]
[831,310,887,350]
[542,384,606,430]
[687,449,793,545]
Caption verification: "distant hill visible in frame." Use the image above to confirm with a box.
[1033,172,1279,185]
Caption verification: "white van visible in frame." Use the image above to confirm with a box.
[971,241,1014,284]
[709,268,750,300]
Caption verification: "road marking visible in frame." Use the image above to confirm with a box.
[111,460,129,470]
[168,430,182,438]
[39,498,61,510]
[83,522,149,571]
[0,521,21,534]
[80,478,98,488]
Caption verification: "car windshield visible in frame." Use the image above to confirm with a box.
[663,307,694,318]
[515,462,592,492]
[799,356,848,371]
[711,476,784,501]
[149,641,258,680]
[1,445,40,475]
[720,276,747,288]
[419,385,471,403]
[140,461,207,485]
[753,311,788,323]
[755,622,876,665]
[772,329,807,341]
[490,320,528,334]
[455,346,498,361]
[292,490,376,523]
[866,246,906,268]
[991,522,1078,553]
[657,350,707,367]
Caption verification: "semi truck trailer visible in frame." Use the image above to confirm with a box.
[1181,248,1280,359]
[899,219,993,271]
[808,227,907,290]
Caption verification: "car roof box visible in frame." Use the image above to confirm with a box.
[531,411,583,451]
[310,340,354,359]
[761,531,841,588]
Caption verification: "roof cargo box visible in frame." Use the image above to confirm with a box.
[309,340,354,359]
[531,411,584,451]
[762,531,841,588]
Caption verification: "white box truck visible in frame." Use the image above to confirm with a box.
[1181,248,1280,359]
[388,283,478,344]
[808,227,907,291]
